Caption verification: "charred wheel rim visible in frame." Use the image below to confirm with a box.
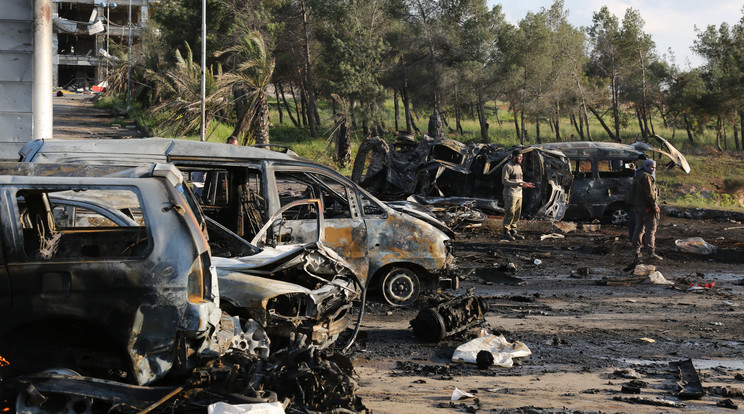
[610,207,630,225]
[381,267,421,307]
[16,369,94,414]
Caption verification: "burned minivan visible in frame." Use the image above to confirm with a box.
[536,136,690,224]
[0,162,221,386]
[20,138,456,307]
[351,136,573,220]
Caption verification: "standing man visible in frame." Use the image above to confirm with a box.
[629,159,662,260]
[501,150,535,241]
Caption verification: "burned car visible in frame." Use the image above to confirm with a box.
[21,138,456,307]
[0,162,221,386]
[209,199,363,349]
[352,135,573,220]
[536,136,690,224]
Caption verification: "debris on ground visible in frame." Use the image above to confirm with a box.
[451,387,475,401]
[552,221,577,234]
[670,359,705,399]
[540,233,565,240]
[717,398,739,409]
[612,396,686,408]
[675,237,717,255]
[451,333,531,368]
[689,282,716,291]
[648,271,673,285]
[410,289,489,342]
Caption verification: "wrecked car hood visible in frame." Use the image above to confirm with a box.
[634,135,690,173]
[217,271,312,307]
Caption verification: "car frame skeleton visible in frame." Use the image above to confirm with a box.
[21,138,457,307]
[352,135,573,221]
[536,136,690,224]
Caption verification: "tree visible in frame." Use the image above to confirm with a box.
[148,43,228,137]
[216,31,276,145]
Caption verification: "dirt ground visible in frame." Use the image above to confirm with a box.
[353,215,744,413]
[52,95,744,413]
[53,92,140,140]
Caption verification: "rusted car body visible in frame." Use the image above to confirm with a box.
[536,136,690,224]
[0,162,221,386]
[351,136,573,220]
[20,138,456,307]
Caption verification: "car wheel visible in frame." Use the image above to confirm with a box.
[15,368,94,414]
[380,267,421,307]
[609,206,630,225]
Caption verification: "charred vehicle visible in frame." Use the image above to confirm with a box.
[351,136,573,220]
[208,199,363,349]
[0,163,221,387]
[536,136,690,224]
[20,139,456,307]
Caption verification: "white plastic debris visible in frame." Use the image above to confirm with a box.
[533,258,542,265]
[633,264,656,276]
[451,388,475,401]
[648,271,673,285]
[208,402,285,414]
[452,333,531,368]
[675,237,717,255]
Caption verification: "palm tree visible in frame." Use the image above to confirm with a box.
[148,42,228,138]
[215,31,275,145]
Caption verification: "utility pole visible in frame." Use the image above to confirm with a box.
[127,0,132,106]
[200,0,206,141]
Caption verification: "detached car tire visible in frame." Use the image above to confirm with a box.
[380,267,421,307]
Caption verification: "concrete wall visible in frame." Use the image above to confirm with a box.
[0,1,34,160]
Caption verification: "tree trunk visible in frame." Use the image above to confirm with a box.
[588,105,617,142]
[273,83,284,125]
[683,115,694,144]
[393,89,400,132]
[734,121,740,151]
[535,115,541,144]
[477,89,489,143]
[636,107,644,138]
[337,118,351,167]
[554,102,561,142]
[401,87,412,134]
[231,85,250,139]
[512,103,520,142]
[716,116,723,151]
[252,92,270,145]
[611,74,621,142]
[520,107,526,145]
[300,0,317,138]
[570,111,583,140]
[583,103,593,141]
[299,87,308,127]
[278,82,299,127]
[289,84,303,127]
[494,105,502,125]
[740,110,744,151]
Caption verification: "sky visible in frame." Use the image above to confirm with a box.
[491,0,744,69]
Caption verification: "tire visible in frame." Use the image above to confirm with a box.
[380,267,421,307]
[608,205,630,225]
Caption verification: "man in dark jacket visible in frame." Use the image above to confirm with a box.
[628,159,662,260]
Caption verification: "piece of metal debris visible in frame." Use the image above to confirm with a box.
[670,358,705,399]
[410,289,489,343]
[613,396,685,408]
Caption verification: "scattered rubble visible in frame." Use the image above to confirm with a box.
[410,290,489,343]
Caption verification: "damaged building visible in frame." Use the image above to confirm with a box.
[53,0,156,89]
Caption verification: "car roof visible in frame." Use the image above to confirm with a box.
[21,138,304,165]
[0,162,159,178]
[536,142,643,160]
